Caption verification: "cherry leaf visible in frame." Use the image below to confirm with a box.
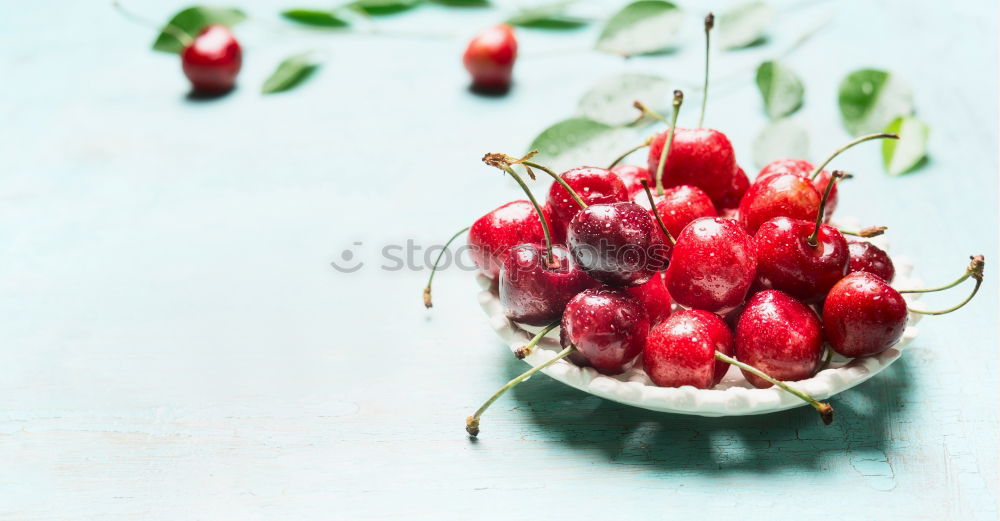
[507,3,588,29]
[716,2,774,50]
[152,6,246,54]
[752,119,809,168]
[576,73,671,126]
[838,69,914,136]
[281,9,350,27]
[349,0,423,16]
[262,52,320,94]
[528,118,632,173]
[755,60,803,120]
[595,0,683,57]
[882,116,929,176]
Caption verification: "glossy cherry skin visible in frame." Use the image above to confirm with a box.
[738,173,822,235]
[647,128,739,208]
[182,24,242,94]
[665,217,757,313]
[499,244,597,326]
[717,165,750,210]
[463,24,517,91]
[567,202,670,287]
[547,167,629,242]
[823,272,907,358]
[758,158,838,220]
[468,200,546,278]
[753,217,850,303]
[735,290,824,388]
[560,288,649,375]
[847,241,895,282]
[653,185,718,239]
[644,310,733,389]
[627,272,672,325]
[611,164,653,200]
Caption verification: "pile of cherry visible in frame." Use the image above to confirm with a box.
[425,22,984,440]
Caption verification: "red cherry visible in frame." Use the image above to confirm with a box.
[560,288,649,375]
[735,290,824,388]
[463,24,517,92]
[665,216,757,313]
[468,200,546,278]
[499,244,597,326]
[822,272,907,358]
[737,172,822,235]
[753,217,849,303]
[566,202,670,287]
[847,241,895,282]
[757,158,839,221]
[653,185,718,238]
[546,166,628,242]
[181,24,242,94]
[611,164,653,200]
[627,272,672,325]
[644,310,733,388]
[647,128,739,208]
[717,165,750,210]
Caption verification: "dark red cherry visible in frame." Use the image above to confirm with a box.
[627,271,672,325]
[560,288,648,375]
[546,167,628,240]
[847,241,895,282]
[753,217,849,303]
[499,243,597,326]
[647,128,739,208]
[735,290,823,388]
[182,24,242,94]
[757,158,839,221]
[468,200,546,278]
[653,185,718,238]
[665,217,757,313]
[463,24,517,92]
[716,165,750,210]
[823,272,907,358]
[644,310,733,388]
[567,202,670,287]
[737,173,821,235]
[611,164,653,200]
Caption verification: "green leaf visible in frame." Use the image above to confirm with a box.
[716,2,774,50]
[595,0,683,57]
[577,73,671,126]
[152,6,247,54]
[882,116,929,175]
[752,119,809,168]
[755,60,804,119]
[528,118,632,173]
[262,52,320,94]
[281,9,349,27]
[430,0,489,5]
[507,4,588,29]
[349,0,423,16]
[838,69,914,137]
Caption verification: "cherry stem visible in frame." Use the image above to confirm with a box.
[632,101,668,124]
[640,179,676,245]
[655,90,684,196]
[607,135,652,169]
[809,133,899,181]
[502,165,559,269]
[520,159,588,210]
[839,226,887,238]
[514,322,559,360]
[422,226,470,309]
[818,347,833,372]
[699,13,714,128]
[715,351,834,425]
[466,345,575,437]
[112,1,194,48]
[905,255,985,315]
[807,170,844,248]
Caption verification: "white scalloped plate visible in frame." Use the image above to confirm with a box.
[477,219,927,416]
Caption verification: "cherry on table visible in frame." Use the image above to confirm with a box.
[735,290,824,387]
[463,24,517,93]
[182,24,242,95]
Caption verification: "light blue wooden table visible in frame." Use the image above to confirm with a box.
[1,1,996,519]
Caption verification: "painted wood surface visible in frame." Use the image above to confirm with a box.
[0,1,996,519]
